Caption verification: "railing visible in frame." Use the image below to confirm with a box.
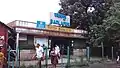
[42,46,70,68]
[8,45,19,68]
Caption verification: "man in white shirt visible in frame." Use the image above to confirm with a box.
[55,45,60,53]
[32,43,44,68]
[36,45,44,59]
[55,45,60,58]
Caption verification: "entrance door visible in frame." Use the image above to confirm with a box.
[51,37,70,55]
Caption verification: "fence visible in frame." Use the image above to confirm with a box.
[7,45,101,68]
[7,45,19,68]
[17,45,91,68]
[8,46,108,68]
[43,46,88,68]
[7,46,119,68]
[7,43,119,68]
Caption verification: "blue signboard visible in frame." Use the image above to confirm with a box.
[50,12,70,27]
[36,21,46,29]
[54,13,66,19]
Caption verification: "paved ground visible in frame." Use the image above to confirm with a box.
[19,60,120,68]
[12,57,120,68]
[86,61,120,68]
[45,61,120,68]
[20,57,102,66]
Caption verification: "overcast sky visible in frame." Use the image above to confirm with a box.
[0,0,60,24]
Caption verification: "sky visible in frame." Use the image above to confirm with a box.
[0,0,61,24]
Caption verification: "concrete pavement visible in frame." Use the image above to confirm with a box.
[20,58,69,66]
[19,57,120,68]
[20,57,102,66]
[83,60,120,68]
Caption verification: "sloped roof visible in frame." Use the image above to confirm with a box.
[0,21,16,33]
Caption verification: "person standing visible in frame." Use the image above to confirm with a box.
[32,43,45,68]
[0,47,5,68]
[55,45,60,59]
[42,44,47,53]
[1,47,6,68]
[50,47,58,68]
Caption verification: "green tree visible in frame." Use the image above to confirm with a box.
[90,1,120,47]
[59,0,88,30]
[59,0,113,46]
[102,2,120,46]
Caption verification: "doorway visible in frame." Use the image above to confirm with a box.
[51,37,71,55]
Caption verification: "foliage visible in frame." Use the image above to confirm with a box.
[90,1,120,46]
[102,2,120,46]
[59,0,88,30]
[59,0,113,46]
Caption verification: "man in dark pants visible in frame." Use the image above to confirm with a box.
[32,44,45,68]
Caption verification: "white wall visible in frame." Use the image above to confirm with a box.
[34,37,48,47]
[34,37,49,56]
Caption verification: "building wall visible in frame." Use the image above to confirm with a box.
[0,23,8,46]
[19,34,49,49]
[27,35,34,47]
[19,34,34,49]
[34,37,48,47]
[73,39,86,49]
[0,23,8,57]
[19,35,49,60]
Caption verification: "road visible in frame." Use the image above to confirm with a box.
[47,61,119,68]
[86,61,120,68]
[19,59,120,68]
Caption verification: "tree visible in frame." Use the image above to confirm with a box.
[59,0,113,46]
[59,0,88,30]
[102,2,120,47]
[90,1,120,47]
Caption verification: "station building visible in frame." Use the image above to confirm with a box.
[7,20,87,55]
[7,12,87,60]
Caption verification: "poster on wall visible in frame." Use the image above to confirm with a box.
[50,12,70,27]
[34,37,49,56]
[34,37,48,47]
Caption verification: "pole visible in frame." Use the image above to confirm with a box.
[45,47,48,68]
[101,42,104,59]
[61,45,64,68]
[8,47,10,68]
[87,47,90,61]
[12,61,14,68]
[67,46,70,67]
[112,46,114,60]
[16,33,19,68]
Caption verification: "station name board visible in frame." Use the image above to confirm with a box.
[46,25,73,33]
[50,12,70,27]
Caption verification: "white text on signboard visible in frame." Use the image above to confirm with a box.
[50,12,70,27]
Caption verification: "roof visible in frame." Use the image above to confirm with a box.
[0,21,16,33]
